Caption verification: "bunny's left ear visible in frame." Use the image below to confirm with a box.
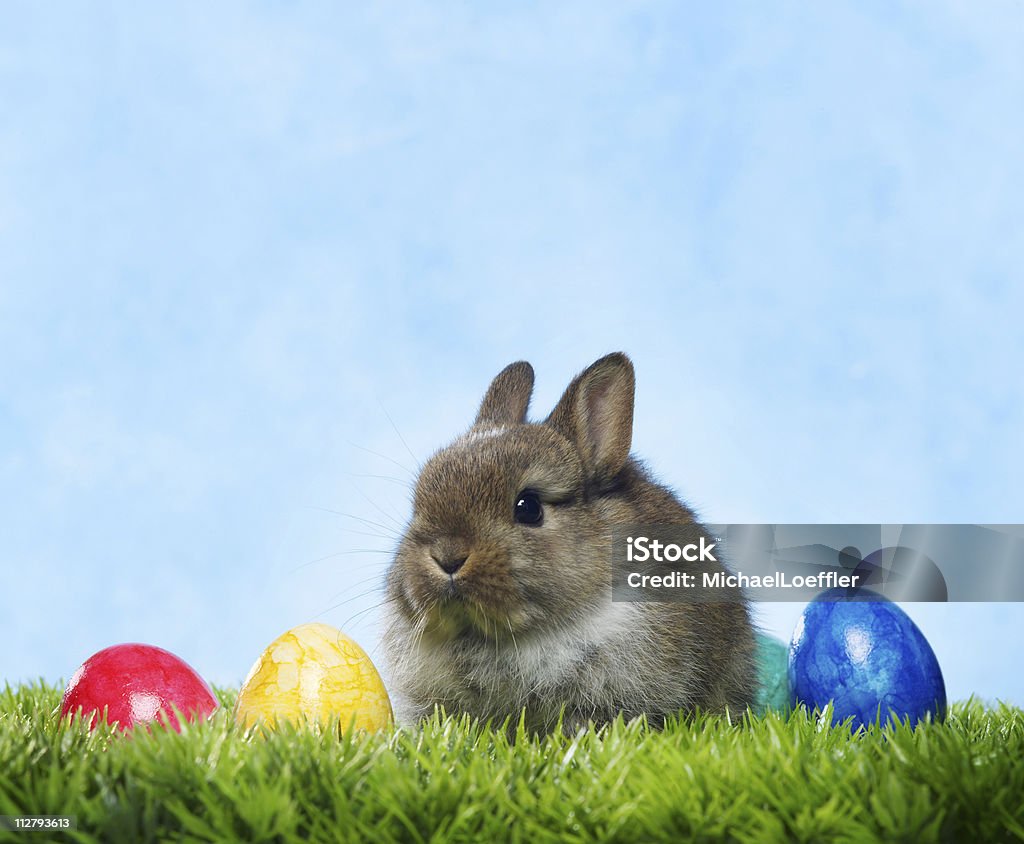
[545,353,635,484]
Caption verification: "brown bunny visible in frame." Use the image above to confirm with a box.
[383,353,756,733]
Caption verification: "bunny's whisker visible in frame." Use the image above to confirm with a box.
[343,471,416,491]
[345,440,415,477]
[336,599,390,631]
[376,398,421,469]
[302,505,404,539]
[351,485,408,533]
[316,588,385,620]
[288,549,392,574]
[321,575,388,606]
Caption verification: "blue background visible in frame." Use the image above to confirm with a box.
[2,3,1021,705]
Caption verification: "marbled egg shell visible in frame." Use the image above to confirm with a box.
[235,622,392,732]
[789,588,946,730]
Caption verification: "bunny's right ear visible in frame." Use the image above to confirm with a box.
[474,361,535,426]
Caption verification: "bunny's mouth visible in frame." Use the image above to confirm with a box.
[425,580,527,640]
[438,575,462,602]
[423,595,491,641]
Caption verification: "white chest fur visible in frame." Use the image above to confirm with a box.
[387,600,646,726]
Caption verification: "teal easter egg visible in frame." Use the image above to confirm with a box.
[754,632,791,714]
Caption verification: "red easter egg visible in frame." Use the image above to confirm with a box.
[60,643,218,731]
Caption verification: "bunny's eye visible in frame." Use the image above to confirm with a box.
[514,490,544,526]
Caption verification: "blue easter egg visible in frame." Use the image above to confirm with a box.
[788,588,946,730]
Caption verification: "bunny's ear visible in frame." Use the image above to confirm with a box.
[545,353,635,484]
[474,361,535,426]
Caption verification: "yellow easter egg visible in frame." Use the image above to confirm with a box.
[235,622,392,733]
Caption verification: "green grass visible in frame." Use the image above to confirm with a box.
[1,683,1022,843]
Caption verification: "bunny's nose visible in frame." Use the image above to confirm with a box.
[430,538,470,575]
[432,553,467,575]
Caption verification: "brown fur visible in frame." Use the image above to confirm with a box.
[383,353,756,733]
